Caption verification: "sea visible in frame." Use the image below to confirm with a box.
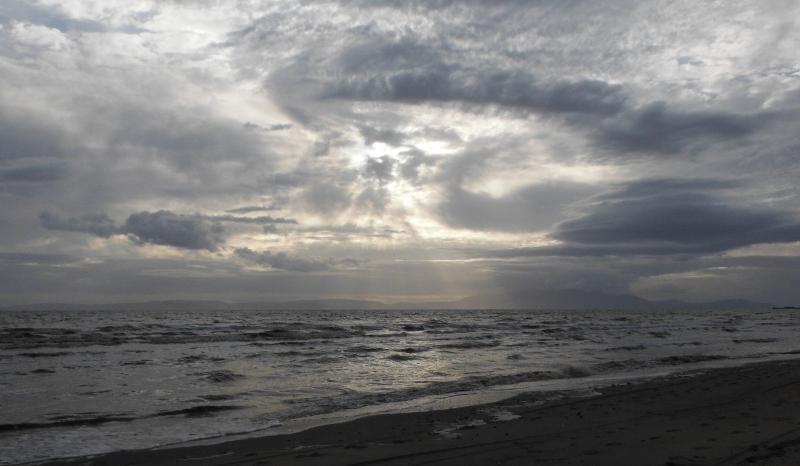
[1,308,799,464]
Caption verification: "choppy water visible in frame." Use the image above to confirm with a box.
[1,308,799,464]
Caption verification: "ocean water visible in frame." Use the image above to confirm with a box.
[1,308,799,464]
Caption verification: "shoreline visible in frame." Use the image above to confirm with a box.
[27,358,800,466]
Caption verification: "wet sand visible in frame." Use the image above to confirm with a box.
[33,359,800,466]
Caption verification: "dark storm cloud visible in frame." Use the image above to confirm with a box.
[234,247,331,272]
[39,210,298,252]
[595,102,770,155]
[484,179,800,257]
[40,210,225,251]
[310,36,626,116]
[552,181,800,248]
[325,69,626,116]
[122,211,225,251]
[439,182,598,232]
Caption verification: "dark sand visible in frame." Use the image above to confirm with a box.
[34,359,800,466]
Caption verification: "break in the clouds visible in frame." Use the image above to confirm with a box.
[2,0,800,305]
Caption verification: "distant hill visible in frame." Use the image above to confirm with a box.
[0,288,773,311]
[435,288,773,310]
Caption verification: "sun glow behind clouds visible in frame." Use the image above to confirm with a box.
[2,0,800,305]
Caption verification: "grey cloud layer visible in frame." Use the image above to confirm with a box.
[2,0,800,305]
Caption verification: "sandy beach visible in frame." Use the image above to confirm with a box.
[29,358,800,466]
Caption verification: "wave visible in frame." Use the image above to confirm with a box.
[195,370,244,383]
[0,415,134,433]
[0,405,243,434]
[153,406,241,417]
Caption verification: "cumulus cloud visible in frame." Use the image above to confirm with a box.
[234,247,331,272]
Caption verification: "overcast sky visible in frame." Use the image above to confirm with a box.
[2,0,800,306]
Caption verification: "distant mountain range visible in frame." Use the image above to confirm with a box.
[0,288,774,311]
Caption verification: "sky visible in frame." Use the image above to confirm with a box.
[1,0,800,306]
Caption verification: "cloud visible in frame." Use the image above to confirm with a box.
[398,149,441,183]
[40,210,225,251]
[0,0,106,33]
[551,180,800,249]
[362,155,396,181]
[39,209,299,252]
[243,122,293,132]
[195,214,297,225]
[355,186,391,212]
[225,206,281,214]
[39,211,119,238]
[122,211,226,251]
[595,102,770,155]
[234,247,331,272]
[485,179,800,257]
[439,181,599,232]
[0,108,69,163]
[359,126,407,146]
[324,67,627,116]
[3,0,800,306]
[0,252,81,266]
[0,162,68,182]
[302,182,353,215]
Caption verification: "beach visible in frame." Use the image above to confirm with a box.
[32,358,800,466]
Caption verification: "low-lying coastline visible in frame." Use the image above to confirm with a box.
[29,358,800,466]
